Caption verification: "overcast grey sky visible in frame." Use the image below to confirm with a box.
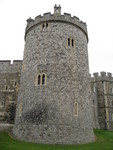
[0,0,113,74]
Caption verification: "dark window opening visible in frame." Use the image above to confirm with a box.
[42,24,45,29]
[14,82,17,87]
[93,100,95,105]
[5,85,8,90]
[72,39,74,47]
[42,74,45,85]
[38,75,41,85]
[46,23,48,28]
[1,101,4,106]
[68,38,70,46]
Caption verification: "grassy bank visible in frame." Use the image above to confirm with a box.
[0,129,113,150]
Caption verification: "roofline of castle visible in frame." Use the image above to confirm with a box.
[25,12,88,42]
[90,72,113,82]
[0,60,22,64]
[0,60,22,73]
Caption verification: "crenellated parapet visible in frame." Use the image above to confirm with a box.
[0,60,22,73]
[25,5,88,41]
[91,72,113,82]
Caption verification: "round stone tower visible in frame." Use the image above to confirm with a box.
[13,5,95,144]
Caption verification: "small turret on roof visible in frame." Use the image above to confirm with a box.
[54,4,61,15]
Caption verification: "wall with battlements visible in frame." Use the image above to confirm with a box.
[90,72,113,130]
[25,5,88,42]
[0,60,22,124]
[91,72,113,82]
[0,60,22,73]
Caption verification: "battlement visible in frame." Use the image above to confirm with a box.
[0,60,22,73]
[91,72,113,82]
[25,5,88,41]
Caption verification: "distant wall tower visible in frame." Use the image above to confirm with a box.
[91,72,113,130]
[13,5,95,144]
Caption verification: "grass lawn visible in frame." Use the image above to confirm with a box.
[0,129,113,150]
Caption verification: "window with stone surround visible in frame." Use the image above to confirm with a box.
[37,74,41,85]
[72,39,74,47]
[22,63,24,72]
[46,23,48,28]
[68,38,70,46]
[67,37,75,48]
[13,82,17,87]
[112,114,113,121]
[42,24,45,29]
[36,73,47,86]
[112,100,113,106]
[42,23,49,30]
[0,101,4,107]
[74,102,78,116]
[42,74,45,85]
[4,85,9,90]
[111,88,113,93]
[19,103,22,117]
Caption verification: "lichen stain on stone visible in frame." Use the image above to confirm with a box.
[24,104,48,124]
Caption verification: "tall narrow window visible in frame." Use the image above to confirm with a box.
[74,102,78,116]
[19,103,22,117]
[93,100,95,106]
[4,85,9,90]
[42,74,45,85]
[112,100,113,106]
[0,101,4,107]
[38,75,41,85]
[46,23,48,28]
[72,39,74,47]
[6,86,8,90]
[112,114,113,121]
[36,73,47,86]
[14,82,17,87]
[42,24,45,29]
[68,38,70,46]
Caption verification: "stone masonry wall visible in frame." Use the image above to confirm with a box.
[0,7,113,144]
[91,72,113,130]
[12,6,95,144]
[0,60,22,124]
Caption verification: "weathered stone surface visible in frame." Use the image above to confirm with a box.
[90,72,113,130]
[0,61,22,125]
[0,4,112,143]
[0,124,13,132]
[12,5,95,144]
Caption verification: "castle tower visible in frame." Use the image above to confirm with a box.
[91,72,113,130]
[12,5,95,144]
